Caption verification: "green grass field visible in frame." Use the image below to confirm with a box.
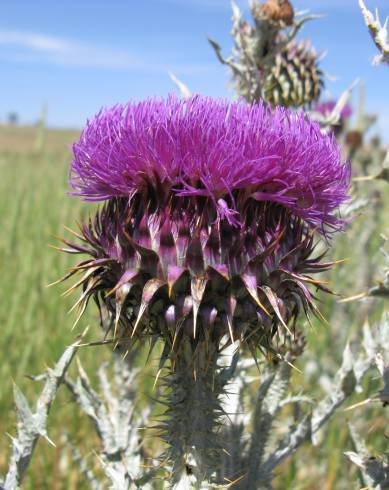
[0,124,388,489]
[0,125,106,489]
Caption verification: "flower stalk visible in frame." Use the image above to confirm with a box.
[160,337,224,485]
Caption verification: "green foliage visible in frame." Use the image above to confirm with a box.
[0,126,108,489]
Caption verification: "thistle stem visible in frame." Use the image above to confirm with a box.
[162,337,223,487]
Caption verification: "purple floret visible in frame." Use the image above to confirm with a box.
[71,95,351,232]
[314,100,353,120]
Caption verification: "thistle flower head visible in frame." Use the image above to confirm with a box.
[64,95,350,357]
[71,95,349,232]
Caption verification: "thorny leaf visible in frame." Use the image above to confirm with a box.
[359,0,389,65]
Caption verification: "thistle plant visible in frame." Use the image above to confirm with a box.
[209,0,324,106]
[57,93,351,485]
[313,101,353,122]
[312,100,353,137]
[0,331,87,490]
[359,0,389,65]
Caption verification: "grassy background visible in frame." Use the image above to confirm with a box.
[0,124,387,489]
[0,126,107,489]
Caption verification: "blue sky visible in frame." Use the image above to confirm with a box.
[0,0,388,136]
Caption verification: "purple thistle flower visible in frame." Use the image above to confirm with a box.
[71,95,350,233]
[314,100,353,121]
[63,95,350,357]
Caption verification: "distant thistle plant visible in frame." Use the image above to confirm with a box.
[209,0,324,107]
[314,100,353,121]
[359,0,389,65]
[62,94,350,484]
[313,100,353,136]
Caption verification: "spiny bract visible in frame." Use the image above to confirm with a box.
[62,95,350,357]
[263,40,324,108]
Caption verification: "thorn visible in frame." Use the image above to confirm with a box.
[62,268,98,298]
[276,353,302,374]
[70,300,89,331]
[132,304,148,338]
[64,225,85,241]
[353,175,375,182]
[226,297,237,344]
[311,301,330,325]
[227,317,235,344]
[242,274,270,316]
[131,279,166,338]
[70,326,90,347]
[171,322,183,351]
[42,433,56,447]
[48,244,80,253]
[153,368,163,390]
[344,397,374,411]
[191,277,208,338]
[338,292,368,303]
[122,349,130,361]
[74,335,134,348]
[260,285,291,334]
[46,271,74,288]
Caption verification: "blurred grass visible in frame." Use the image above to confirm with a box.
[0,123,388,488]
[0,124,110,489]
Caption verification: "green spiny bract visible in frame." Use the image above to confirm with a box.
[262,40,323,108]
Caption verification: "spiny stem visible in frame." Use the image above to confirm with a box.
[161,337,225,487]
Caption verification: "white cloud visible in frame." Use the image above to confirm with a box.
[0,29,138,69]
[0,31,73,53]
[0,29,215,75]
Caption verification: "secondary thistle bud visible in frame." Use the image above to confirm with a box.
[210,2,323,107]
[264,40,323,107]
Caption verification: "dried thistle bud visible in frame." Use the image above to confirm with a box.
[253,0,294,26]
[345,130,363,151]
[62,95,350,360]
